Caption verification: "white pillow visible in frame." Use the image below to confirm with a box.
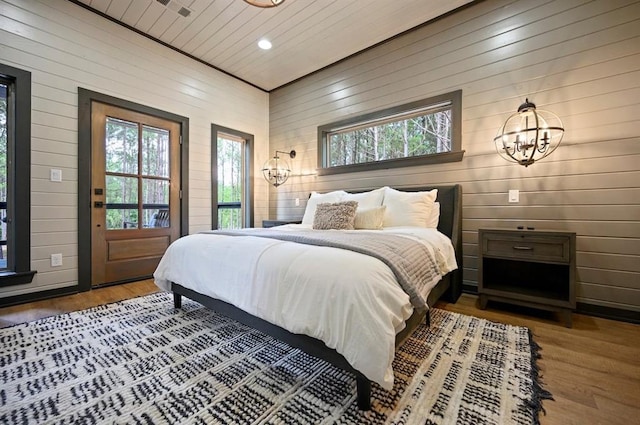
[342,187,385,211]
[382,187,438,228]
[354,206,386,230]
[426,202,440,228]
[302,190,346,225]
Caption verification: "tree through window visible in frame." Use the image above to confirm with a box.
[0,81,8,267]
[318,90,463,175]
[211,124,254,230]
[104,117,171,230]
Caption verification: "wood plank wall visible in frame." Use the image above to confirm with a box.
[0,0,270,299]
[269,0,640,315]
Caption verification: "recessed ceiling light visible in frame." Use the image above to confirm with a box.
[258,39,272,50]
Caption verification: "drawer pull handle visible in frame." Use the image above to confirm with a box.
[513,245,533,251]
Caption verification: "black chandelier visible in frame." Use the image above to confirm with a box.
[262,150,296,187]
[243,0,285,8]
[494,99,564,167]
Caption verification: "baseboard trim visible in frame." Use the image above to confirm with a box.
[0,286,78,308]
[461,287,638,324]
[462,284,477,294]
[576,302,639,325]
[3,285,637,325]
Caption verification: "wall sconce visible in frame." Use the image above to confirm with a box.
[494,99,564,167]
[262,150,296,187]
[244,0,285,8]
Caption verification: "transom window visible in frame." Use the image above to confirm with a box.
[318,90,463,175]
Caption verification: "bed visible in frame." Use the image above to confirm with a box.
[154,184,462,410]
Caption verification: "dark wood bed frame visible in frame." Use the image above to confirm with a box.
[171,184,463,410]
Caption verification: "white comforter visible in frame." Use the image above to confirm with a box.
[153,225,457,390]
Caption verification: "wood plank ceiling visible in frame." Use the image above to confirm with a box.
[71,0,474,91]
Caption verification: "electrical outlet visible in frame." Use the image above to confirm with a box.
[295,198,300,206]
[51,253,63,267]
[50,168,62,182]
[508,189,520,203]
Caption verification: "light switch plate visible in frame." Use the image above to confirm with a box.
[50,168,62,182]
[509,189,520,203]
[51,253,63,267]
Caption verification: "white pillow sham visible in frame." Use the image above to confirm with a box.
[342,187,385,211]
[382,187,438,228]
[354,206,386,230]
[302,187,439,229]
[302,190,347,225]
[426,202,440,229]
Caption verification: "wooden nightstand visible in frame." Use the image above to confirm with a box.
[478,228,576,327]
[262,219,302,228]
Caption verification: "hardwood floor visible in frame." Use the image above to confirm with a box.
[0,279,159,328]
[0,282,638,425]
[435,296,640,425]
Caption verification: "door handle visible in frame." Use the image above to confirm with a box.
[94,201,104,208]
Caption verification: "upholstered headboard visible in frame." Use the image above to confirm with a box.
[345,184,463,303]
[394,184,462,303]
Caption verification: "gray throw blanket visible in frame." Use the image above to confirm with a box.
[204,229,442,309]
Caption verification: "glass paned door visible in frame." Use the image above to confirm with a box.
[91,101,180,287]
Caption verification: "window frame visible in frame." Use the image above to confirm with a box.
[211,124,254,229]
[0,63,36,286]
[317,90,463,176]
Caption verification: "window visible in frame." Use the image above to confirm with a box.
[0,64,35,286]
[317,90,463,175]
[104,117,171,230]
[0,81,8,263]
[211,125,254,229]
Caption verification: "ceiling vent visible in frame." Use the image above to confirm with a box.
[155,0,192,18]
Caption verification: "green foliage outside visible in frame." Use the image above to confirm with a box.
[217,137,243,230]
[218,209,242,230]
[0,84,7,246]
[105,118,170,229]
[329,109,451,167]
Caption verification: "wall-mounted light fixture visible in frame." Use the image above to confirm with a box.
[244,0,285,8]
[262,150,296,187]
[494,99,564,167]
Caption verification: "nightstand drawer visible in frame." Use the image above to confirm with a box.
[482,232,571,263]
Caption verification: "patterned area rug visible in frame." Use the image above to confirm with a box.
[0,293,551,424]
